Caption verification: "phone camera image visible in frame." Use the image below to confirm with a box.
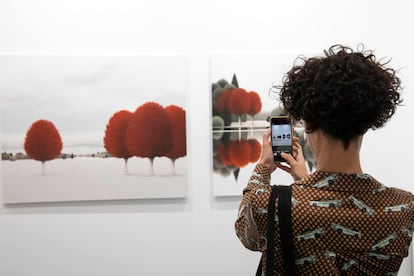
[270,116,292,162]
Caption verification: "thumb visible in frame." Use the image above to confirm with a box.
[281,152,294,164]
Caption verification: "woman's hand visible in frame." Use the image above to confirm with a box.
[259,129,309,180]
[259,129,278,172]
[277,137,309,181]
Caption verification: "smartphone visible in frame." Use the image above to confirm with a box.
[270,116,293,162]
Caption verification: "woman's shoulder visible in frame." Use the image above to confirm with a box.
[385,186,414,204]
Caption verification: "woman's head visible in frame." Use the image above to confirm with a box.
[278,44,402,149]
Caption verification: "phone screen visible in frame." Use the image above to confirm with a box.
[270,116,292,162]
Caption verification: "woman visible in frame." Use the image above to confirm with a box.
[235,44,414,275]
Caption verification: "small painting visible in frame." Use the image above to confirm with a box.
[210,53,316,197]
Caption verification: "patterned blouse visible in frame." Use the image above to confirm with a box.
[235,163,414,275]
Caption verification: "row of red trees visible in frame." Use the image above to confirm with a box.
[212,75,262,127]
[23,101,186,175]
[104,102,186,174]
[214,87,262,117]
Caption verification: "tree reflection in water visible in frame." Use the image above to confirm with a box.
[212,125,316,181]
[212,129,262,180]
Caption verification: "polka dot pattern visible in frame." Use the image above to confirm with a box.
[235,164,414,275]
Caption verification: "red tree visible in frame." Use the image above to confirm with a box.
[126,102,173,174]
[228,88,251,115]
[248,91,262,117]
[165,105,186,174]
[24,119,63,175]
[104,110,133,174]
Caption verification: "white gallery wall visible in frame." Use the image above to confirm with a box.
[0,0,413,275]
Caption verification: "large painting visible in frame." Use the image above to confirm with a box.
[210,53,316,197]
[0,54,188,203]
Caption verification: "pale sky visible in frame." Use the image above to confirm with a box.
[0,54,188,152]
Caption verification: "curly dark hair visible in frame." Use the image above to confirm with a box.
[278,44,402,149]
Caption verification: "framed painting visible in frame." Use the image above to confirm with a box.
[0,54,189,204]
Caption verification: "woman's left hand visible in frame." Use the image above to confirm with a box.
[258,128,278,172]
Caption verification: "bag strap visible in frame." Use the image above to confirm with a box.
[278,185,296,275]
[256,185,296,276]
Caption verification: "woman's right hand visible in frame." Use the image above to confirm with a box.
[277,137,309,181]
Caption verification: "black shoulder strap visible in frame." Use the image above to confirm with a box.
[256,185,296,276]
[278,185,296,275]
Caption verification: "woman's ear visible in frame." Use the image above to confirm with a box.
[304,120,314,134]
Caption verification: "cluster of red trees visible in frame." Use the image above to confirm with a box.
[212,75,262,127]
[23,101,186,175]
[214,87,262,118]
[104,101,186,174]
